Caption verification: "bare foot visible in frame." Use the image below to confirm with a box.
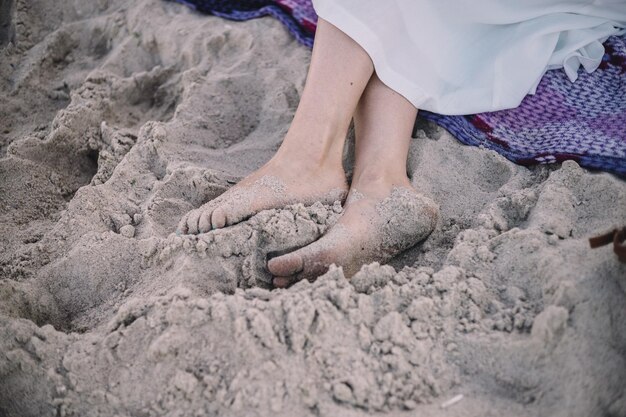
[177,157,348,234]
[267,182,438,287]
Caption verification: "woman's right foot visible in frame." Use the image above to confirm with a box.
[268,181,439,287]
[177,155,348,234]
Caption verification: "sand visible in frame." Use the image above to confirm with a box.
[1,0,626,416]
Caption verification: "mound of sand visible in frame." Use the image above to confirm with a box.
[1,1,625,416]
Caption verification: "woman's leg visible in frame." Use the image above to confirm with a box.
[268,74,438,287]
[178,18,374,234]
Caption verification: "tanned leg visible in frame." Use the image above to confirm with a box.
[268,74,438,287]
[178,18,374,234]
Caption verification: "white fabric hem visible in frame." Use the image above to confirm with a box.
[312,0,626,115]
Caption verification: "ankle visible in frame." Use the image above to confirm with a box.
[351,167,411,192]
[274,137,344,172]
[277,116,348,166]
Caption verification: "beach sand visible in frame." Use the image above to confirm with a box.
[1,1,626,416]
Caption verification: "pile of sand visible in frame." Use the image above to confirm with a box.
[1,1,625,416]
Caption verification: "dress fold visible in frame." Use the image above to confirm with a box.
[312,0,626,114]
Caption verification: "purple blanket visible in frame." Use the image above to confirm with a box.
[172,0,626,177]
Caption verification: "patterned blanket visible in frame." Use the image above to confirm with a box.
[172,0,316,47]
[172,0,626,177]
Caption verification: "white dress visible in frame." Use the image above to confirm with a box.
[311,0,626,115]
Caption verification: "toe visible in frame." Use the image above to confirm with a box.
[267,252,304,277]
[272,276,292,288]
[211,207,227,229]
[198,211,212,233]
[187,210,201,234]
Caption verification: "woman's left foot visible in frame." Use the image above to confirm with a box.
[267,180,438,288]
